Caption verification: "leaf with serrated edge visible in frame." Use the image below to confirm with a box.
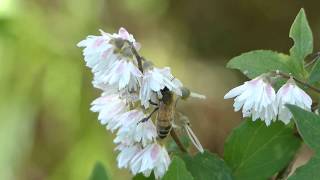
[227,50,292,79]
[132,173,155,180]
[287,105,320,151]
[89,162,109,180]
[308,59,320,84]
[163,156,194,180]
[289,8,313,66]
[181,151,233,180]
[224,120,301,180]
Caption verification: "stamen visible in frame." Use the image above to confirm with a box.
[190,92,206,99]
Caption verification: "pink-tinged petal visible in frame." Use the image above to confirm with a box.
[134,42,141,50]
[119,27,130,40]
[92,38,105,48]
[150,144,160,160]
[101,48,112,59]
[77,39,87,47]
[224,84,246,99]
[248,77,261,86]
[266,84,276,99]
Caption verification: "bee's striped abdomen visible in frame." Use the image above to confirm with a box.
[156,88,174,139]
[156,100,174,139]
[157,123,172,139]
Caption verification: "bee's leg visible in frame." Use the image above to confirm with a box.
[175,97,181,108]
[149,100,159,106]
[137,107,159,124]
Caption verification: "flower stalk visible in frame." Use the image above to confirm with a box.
[272,71,320,94]
[128,41,144,73]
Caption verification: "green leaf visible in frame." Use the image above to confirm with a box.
[308,58,320,84]
[89,162,109,180]
[226,50,292,79]
[132,173,155,180]
[166,135,190,153]
[287,105,320,151]
[224,120,301,180]
[289,8,313,66]
[163,156,194,180]
[181,151,233,180]
[289,154,320,180]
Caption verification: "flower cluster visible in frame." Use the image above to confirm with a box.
[78,27,203,178]
[224,74,312,126]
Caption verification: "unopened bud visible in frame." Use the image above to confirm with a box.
[181,87,191,100]
[113,38,125,49]
[143,60,153,70]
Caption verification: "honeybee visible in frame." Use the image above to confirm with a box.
[140,86,204,152]
[156,87,175,139]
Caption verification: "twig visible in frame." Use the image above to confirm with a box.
[305,56,319,68]
[272,71,320,94]
[128,41,144,73]
[312,102,319,112]
[275,153,298,180]
[305,52,320,68]
[170,129,188,153]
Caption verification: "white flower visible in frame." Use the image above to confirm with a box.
[114,110,157,146]
[108,27,141,50]
[90,94,128,130]
[95,58,142,91]
[77,28,139,69]
[224,75,277,126]
[92,81,140,102]
[276,78,312,124]
[77,34,114,70]
[130,143,171,179]
[78,28,142,91]
[116,144,142,169]
[140,67,183,107]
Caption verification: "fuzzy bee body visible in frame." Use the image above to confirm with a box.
[156,88,175,139]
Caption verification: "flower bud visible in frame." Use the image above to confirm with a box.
[181,87,191,100]
[113,37,125,49]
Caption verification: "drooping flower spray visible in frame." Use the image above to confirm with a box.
[224,71,313,126]
[78,27,204,178]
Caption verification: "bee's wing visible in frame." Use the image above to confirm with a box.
[174,112,204,153]
[184,125,204,153]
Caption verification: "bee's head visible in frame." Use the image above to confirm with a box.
[160,87,174,105]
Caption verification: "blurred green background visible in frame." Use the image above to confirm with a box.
[0,0,319,179]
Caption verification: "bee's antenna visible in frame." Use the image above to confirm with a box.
[175,97,181,108]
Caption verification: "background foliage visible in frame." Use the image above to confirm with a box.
[1,0,320,179]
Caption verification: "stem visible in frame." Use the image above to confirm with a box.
[128,41,144,73]
[305,52,320,68]
[275,154,298,180]
[312,102,319,112]
[170,129,188,153]
[305,56,319,68]
[272,71,320,94]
